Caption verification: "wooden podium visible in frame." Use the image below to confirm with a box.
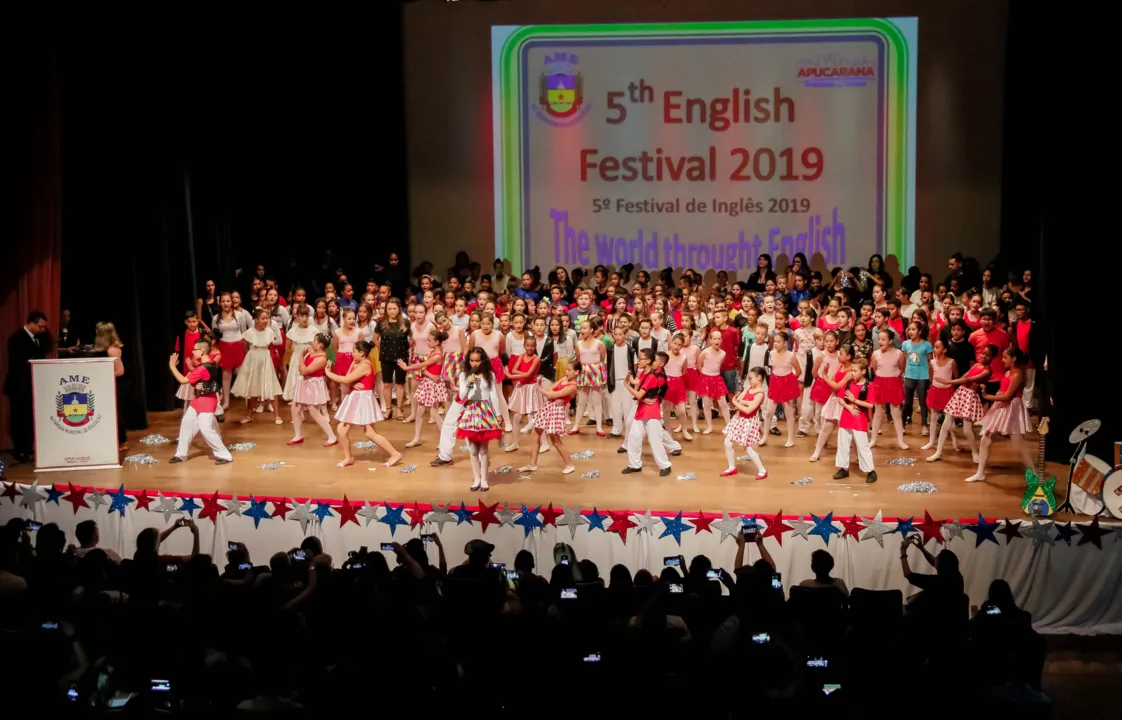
[30,357,121,471]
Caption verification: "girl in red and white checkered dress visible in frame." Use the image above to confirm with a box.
[968,347,1035,484]
[925,345,994,464]
[520,362,580,475]
[397,328,448,449]
[721,366,768,479]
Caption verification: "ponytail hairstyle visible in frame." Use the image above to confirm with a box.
[748,365,769,383]
[354,340,373,357]
[1007,347,1028,367]
[429,328,448,345]
[314,332,332,349]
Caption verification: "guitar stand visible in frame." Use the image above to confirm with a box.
[1055,439,1090,516]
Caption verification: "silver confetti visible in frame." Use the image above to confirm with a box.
[793,477,815,485]
[354,440,379,450]
[492,465,513,474]
[676,472,696,481]
[228,442,257,452]
[400,464,417,473]
[518,475,533,481]
[897,481,938,493]
[887,457,917,467]
[124,453,158,465]
[571,450,594,460]
[258,461,285,470]
[581,471,600,479]
[139,434,171,446]
[459,444,471,452]
[737,454,751,461]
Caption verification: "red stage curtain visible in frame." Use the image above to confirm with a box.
[0,49,62,451]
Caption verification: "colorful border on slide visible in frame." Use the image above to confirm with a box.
[491,19,918,273]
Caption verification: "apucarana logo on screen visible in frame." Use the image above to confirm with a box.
[797,52,877,88]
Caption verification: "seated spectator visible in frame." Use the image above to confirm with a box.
[798,550,850,596]
[0,527,27,599]
[73,519,121,563]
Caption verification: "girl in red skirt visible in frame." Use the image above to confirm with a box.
[664,334,693,440]
[697,329,732,435]
[520,362,580,474]
[397,328,448,449]
[680,315,702,434]
[721,366,768,478]
[764,330,802,447]
[921,339,957,453]
[809,343,854,462]
[926,344,994,464]
[213,293,245,413]
[504,334,544,452]
[870,329,908,450]
[455,348,505,492]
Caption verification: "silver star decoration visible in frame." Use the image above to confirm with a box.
[18,481,45,508]
[1022,518,1056,548]
[357,501,381,527]
[860,510,891,547]
[789,515,813,541]
[942,520,967,543]
[634,510,658,536]
[711,511,741,543]
[152,493,183,524]
[87,489,109,510]
[556,506,588,539]
[289,500,315,534]
[224,496,247,516]
[427,503,458,533]
[496,503,519,528]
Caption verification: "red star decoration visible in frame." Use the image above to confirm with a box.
[607,511,637,543]
[762,510,794,545]
[1,482,18,504]
[1076,516,1113,549]
[692,511,714,534]
[539,503,562,527]
[336,495,360,527]
[839,515,866,540]
[270,497,292,520]
[407,502,428,529]
[472,500,500,534]
[199,491,226,524]
[133,489,153,511]
[63,483,89,514]
[998,518,1022,544]
[916,511,947,545]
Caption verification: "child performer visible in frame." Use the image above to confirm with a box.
[504,334,543,452]
[175,311,202,411]
[397,329,448,448]
[569,320,607,436]
[969,347,1035,483]
[439,311,467,398]
[680,322,702,434]
[468,313,513,433]
[167,339,232,465]
[332,308,361,407]
[925,345,994,463]
[664,334,693,440]
[697,329,732,434]
[869,328,908,449]
[921,339,957,453]
[326,340,402,468]
[622,350,682,476]
[763,330,802,447]
[214,293,245,414]
[456,347,505,492]
[287,333,338,447]
[721,366,768,478]
[606,326,636,442]
[283,305,318,404]
[809,344,853,462]
[802,330,837,437]
[519,362,579,474]
[232,308,284,424]
[834,359,878,483]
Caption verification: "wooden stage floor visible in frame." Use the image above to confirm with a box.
[7,409,1078,521]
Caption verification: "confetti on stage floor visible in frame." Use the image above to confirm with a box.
[228,443,257,452]
[887,457,917,467]
[676,472,696,481]
[792,477,814,485]
[258,461,285,470]
[353,441,379,450]
[898,481,938,493]
[400,464,417,473]
[571,450,594,460]
[124,454,158,465]
[493,465,513,474]
[139,434,171,446]
[581,471,601,479]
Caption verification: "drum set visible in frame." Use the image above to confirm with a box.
[1061,419,1122,519]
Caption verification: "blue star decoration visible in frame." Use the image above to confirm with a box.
[178,496,200,518]
[244,496,271,529]
[659,511,693,546]
[45,484,65,505]
[966,513,999,547]
[809,513,841,545]
[108,485,135,517]
[587,507,608,532]
[894,516,916,537]
[311,500,334,524]
[1054,522,1078,546]
[453,501,474,526]
[379,502,409,536]
[514,505,543,537]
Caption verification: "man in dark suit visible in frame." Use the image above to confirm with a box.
[6,310,49,462]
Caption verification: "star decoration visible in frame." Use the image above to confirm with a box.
[0,482,17,504]
[839,515,865,540]
[427,503,458,532]
[357,501,381,527]
[539,503,562,528]
[1022,518,1055,548]
[692,511,713,534]
[472,501,500,534]
[514,505,543,537]
[1054,522,1078,546]
[87,489,109,510]
[606,511,637,543]
[659,511,693,546]
[378,503,409,536]
[177,496,200,518]
[199,492,226,524]
[19,481,46,508]
[916,511,947,545]
[224,495,247,516]
[998,518,1022,544]
[63,484,89,514]
[244,496,271,529]
[789,515,813,541]
[556,506,588,539]
[132,489,152,511]
[761,510,794,545]
[289,500,314,534]
[711,511,742,543]
[1076,516,1113,549]
[152,493,182,523]
[496,503,520,528]
[45,485,65,505]
[966,514,1000,547]
[943,520,968,543]
[586,507,609,532]
[107,484,135,516]
[335,495,360,528]
[311,501,334,524]
[634,510,659,536]
[809,513,841,545]
[270,498,292,520]
[860,510,891,547]
[894,517,916,537]
[453,502,474,526]
[406,502,428,530]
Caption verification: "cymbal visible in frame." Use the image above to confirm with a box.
[1070,419,1101,444]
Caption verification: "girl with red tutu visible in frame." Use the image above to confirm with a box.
[809,344,854,462]
[455,348,505,491]
[926,344,994,464]
[679,315,702,433]
[468,313,513,433]
[664,334,693,440]
[804,330,839,436]
[397,328,448,449]
[326,340,402,469]
[920,339,957,453]
[288,332,338,447]
[763,330,802,447]
[968,347,1035,483]
[504,334,543,452]
[214,293,247,413]
[697,329,732,435]
[721,366,768,479]
[869,329,908,450]
[520,361,580,475]
[332,309,362,406]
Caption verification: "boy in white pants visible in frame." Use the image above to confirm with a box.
[607,326,636,445]
[431,393,465,466]
[168,340,232,465]
[833,359,878,483]
[622,350,682,476]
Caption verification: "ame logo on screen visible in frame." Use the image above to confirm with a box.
[532,52,592,127]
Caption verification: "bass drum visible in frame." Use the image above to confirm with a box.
[1101,466,1122,520]
[1069,454,1110,516]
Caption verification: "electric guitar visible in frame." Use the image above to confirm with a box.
[1022,418,1057,516]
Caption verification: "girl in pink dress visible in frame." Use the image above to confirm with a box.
[332,309,361,406]
[326,340,402,469]
[921,339,957,453]
[504,334,544,452]
[288,332,338,447]
[664,334,693,440]
[925,345,994,463]
[721,366,768,479]
[397,329,448,448]
[764,330,802,447]
[570,322,607,435]
[438,311,467,391]
[969,347,1035,483]
[869,329,908,450]
[809,344,853,462]
[469,313,512,432]
[521,362,580,474]
[697,329,731,434]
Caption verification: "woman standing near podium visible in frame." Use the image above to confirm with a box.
[91,322,127,452]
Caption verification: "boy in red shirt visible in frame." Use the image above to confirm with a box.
[712,307,741,398]
[622,350,682,477]
[833,358,878,483]
[168,338,233,465]
[968,308,1009,397]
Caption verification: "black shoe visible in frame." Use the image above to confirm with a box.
[671,449,682,456]
[585,419,596,426]
[217,414,225,423]
[617,446,627,453]
[622,466,641,474]
[865,471,877,484]
[430,458,453,467]
[659,466,672,477]
[215,458,231,465]
[832,468,849,479]
[796,431,807,438]
[169,457,184,464]
[769,427,781,436]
